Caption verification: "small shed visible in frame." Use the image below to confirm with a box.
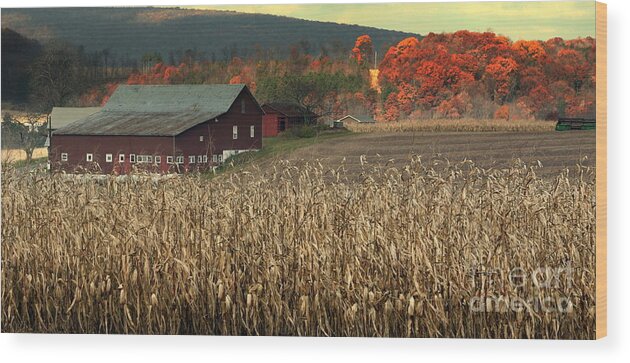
[261,103,318,137]
[334,114,376,127]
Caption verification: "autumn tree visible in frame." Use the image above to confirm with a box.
[376,31,595,121]
[484,56,518,104]
[352,35,374,67]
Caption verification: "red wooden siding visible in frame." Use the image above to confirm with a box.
[262,114,279,137]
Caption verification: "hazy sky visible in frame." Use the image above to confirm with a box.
[192,1,595,41]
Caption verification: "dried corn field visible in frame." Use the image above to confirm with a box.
[1,158,595,338]
[345,118,555,133]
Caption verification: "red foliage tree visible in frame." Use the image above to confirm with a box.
[485,56,518,104]
[352,35,374,67]
[521,85,555,119]
[494,105,510,120]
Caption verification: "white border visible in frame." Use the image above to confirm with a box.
[1,1,629,362]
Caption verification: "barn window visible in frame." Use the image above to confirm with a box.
[155,156,161,164]
[241,99,245,113]
[176,156,184,164]
[233,125,238,139]
[250,125,255,138]
[106,154,113,162]
[61,153,68,162]
[199,135,204,142]
[203,155,208,163]
[119,154,125,162]
[147,155,153,163]
[86,153,93,162]
[130,154,136,163]
[218,154,223,163]
[212,154,217,163]
[189,155,195,164]
[197,155,202,163]
[167,156,173,164]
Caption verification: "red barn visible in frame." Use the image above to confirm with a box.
[50,84,263,174]
[261,103,318,137]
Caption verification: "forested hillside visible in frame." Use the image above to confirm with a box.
[2,7,415,61]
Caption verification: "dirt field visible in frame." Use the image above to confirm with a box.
[273,131,595,179]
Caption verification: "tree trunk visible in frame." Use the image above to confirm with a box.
[25,148,34,164]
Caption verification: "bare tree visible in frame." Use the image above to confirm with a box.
[29,41,82,110]
[1,112,46,163]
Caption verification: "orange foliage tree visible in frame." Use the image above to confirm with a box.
[352,35,374,67]
[378,31,596,121]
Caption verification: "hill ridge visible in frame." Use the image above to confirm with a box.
[2,7,419,61]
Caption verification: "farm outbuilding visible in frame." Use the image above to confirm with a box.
[50,84,263,174]
[334,114,376,127]
[261,103,318,137]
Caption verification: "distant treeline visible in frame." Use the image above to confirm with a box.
[2,22,596,122]
[378,31,596,120]
[1,28,130,109]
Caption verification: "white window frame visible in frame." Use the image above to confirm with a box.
[203,155,208,163]
[155,156,161,164]
[136,155,152,164]
[233,125,238,139]
[105,153,113,162]
[130,154,136,163]
[119,154,125,163]
[197,155,202,163]
[212,154,217,163]
[199,135,204,142]
[176,156,184,164]
[86,153,93,162]
[218,154,223,163]
[250,125,255,138]
[61,153,68,162]
[167,156,173,164]
[189,155,195,164]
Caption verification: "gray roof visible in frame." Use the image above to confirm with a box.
[50,107,102,129]
[338,114,376,123]
[54,84,248,136]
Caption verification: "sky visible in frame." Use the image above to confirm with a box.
[191,1,595,41]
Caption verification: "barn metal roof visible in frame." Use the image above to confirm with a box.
[49,107,102,130]
[54,84,247,136]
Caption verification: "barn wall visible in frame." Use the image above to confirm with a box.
[50,134,174,174]
[178,88,263,163]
